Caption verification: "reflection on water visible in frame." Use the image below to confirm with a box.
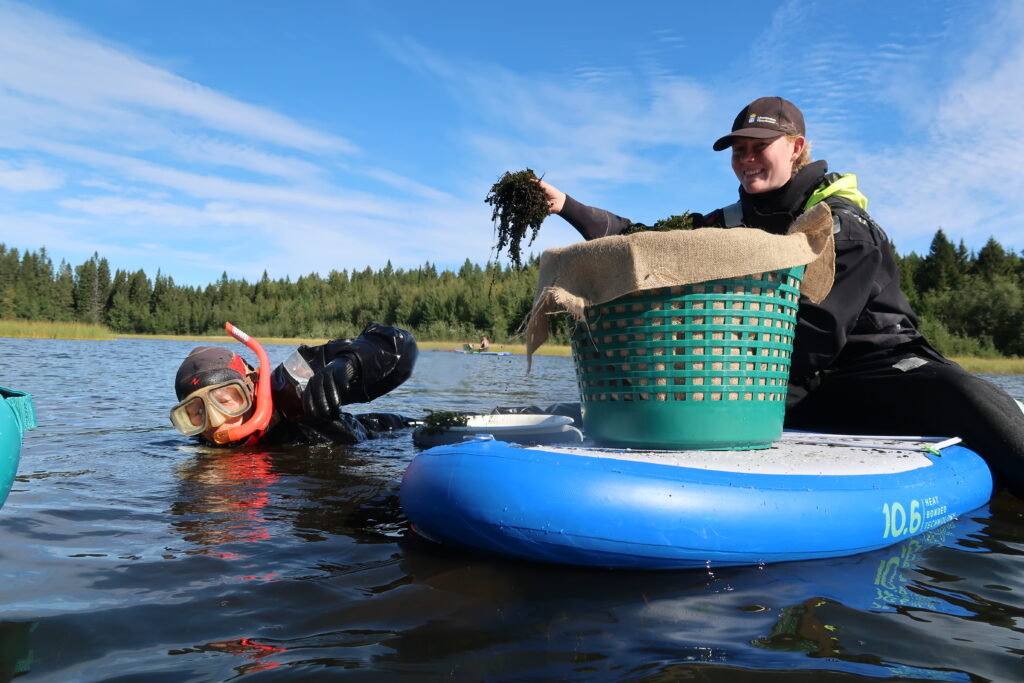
[173,450,281,548]
[170,637,287,677]
[0,338,1022,681]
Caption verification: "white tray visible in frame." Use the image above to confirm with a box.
[413,414,584,447]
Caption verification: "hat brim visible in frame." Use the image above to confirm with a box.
[712,127,784,151]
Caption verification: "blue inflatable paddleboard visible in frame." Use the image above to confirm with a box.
[400,431,992,569]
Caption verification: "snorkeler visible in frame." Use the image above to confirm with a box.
[170,322,418,446]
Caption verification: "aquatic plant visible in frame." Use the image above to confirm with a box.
[485,169,550,269]
[421,410,469,434]
[623,212,695,234]
[485,169,696,265]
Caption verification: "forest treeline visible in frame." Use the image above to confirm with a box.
[0,244,544,343]
[1,229,1023,356]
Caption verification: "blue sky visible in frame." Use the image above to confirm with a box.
[1,0,1022,286]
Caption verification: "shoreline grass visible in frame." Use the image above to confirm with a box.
[947,356,1024,374]
[4,320,1022,371]
[0,319,114,340]
[113,334,575,357]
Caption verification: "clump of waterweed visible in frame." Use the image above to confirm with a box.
[623,212,695,235]
[486,167,695,265]
[485,168,550,269]
[421,410,469,435]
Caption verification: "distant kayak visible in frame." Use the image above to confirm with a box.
[451,349,512,356]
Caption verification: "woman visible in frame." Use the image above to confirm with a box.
[539,96,1024,496]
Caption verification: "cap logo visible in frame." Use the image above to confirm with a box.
[755,115,777,124]
[192,378,200,385]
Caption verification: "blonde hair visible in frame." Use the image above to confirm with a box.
[787,133,812,174]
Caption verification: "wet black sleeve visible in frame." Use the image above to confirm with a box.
[298,412,414,444]
[558,196,720,239]
[559,195,633,240]
[353,412,417,433]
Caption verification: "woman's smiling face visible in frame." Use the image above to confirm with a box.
[730,135,804,194]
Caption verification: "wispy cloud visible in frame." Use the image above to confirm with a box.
[171,138,327,182]
[0,0,498,283]
[377,35,717,189]
[0,160,64,192]
[841,1,1024,251]
[358,167,458,204]
[0,2,355,155]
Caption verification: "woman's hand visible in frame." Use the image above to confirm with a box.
[537,179,566,214]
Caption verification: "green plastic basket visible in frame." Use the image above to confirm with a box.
[570,266,804,450]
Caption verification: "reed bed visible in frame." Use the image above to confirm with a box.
[950,356,1024,374]
[117,333,329,347]
[113,335,574,356]
[0,319,114,340]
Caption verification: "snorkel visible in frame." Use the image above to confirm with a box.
[215,322,273,445]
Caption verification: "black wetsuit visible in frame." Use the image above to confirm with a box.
[558,161,1024,495]
[252,323,416,446]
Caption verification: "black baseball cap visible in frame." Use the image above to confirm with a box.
[713,96,805,151]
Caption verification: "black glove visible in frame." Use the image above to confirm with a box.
[302,356,358,420]
[297,323,418,420]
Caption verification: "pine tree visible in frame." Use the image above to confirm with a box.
[74,253,105,323]
[975,237,1014,279]
[52,261,76,321]
[916,229,961,293]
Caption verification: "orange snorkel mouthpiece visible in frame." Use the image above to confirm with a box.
[215,322,273,444]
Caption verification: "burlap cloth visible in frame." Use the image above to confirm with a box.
[525,202,836,361]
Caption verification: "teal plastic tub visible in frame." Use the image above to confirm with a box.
[0,386,35,509]
[570,267,804,450]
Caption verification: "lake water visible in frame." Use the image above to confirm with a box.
[1,338,1023,681]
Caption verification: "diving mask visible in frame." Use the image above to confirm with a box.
[170,379,254,437]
